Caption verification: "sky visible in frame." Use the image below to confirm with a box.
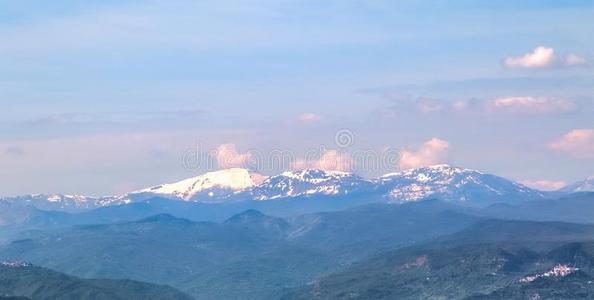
[1,0,593,196]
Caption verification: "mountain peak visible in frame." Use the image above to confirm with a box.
[131,168,268,201]
[224,209,290,234]
[224,209,268,223]
[378,164,543,205]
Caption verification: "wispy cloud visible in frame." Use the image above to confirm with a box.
[27,110,206,125]
[503,46,587,69]
[486,96,577,114]
[377,94,452,116]
[549,129,594,159]
[399,138,450,170]
[379,94,578,116]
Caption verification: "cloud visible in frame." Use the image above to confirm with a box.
[377,94,580,119]
[520,179,567,191]
[504,46,555,68]
[297,113,321,123]
[452,100,468,111]
[4,146,25,156]
[565,54,587,66]
[291,149,353,172]
[549,129,594,159]
[210,143,252,169]
[504,46,587,69]
[488,96,576,114]
[378,94,450,116]
[399,138,450,170]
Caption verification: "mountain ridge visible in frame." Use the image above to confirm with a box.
[0,164,556,212]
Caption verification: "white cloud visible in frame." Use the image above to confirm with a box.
[297,113,321,123]
[399,138,450,170]
[488,96,576,114]
[291,149,353,172]
[549,129,594,159]
[520,179,567,191]
[504,46,555,68]
[210,143,252,169]
[504,46,587,68]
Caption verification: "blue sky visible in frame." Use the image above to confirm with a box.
[1,0,593,196]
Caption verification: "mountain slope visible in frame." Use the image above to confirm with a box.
[0,213,327,299]
[560,176,594,193]
[283,220,594,300]
[483,192,594,224]
[0,262,192,300]
[286,200,479,259]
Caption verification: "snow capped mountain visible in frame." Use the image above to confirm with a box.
[129,168,268,202]
[250,169,372,200]
[1,164,551,212]
[559,176,594,193]
[129,168,371,202]
[378,164,546,205]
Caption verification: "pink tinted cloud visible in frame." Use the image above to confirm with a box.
[297,113,321,123]
[488,96,576,114]
[210,143,252,168]
[549,129,594,159]
[291,149,353,172]
[520,179,567,191]
[399,138,450,170]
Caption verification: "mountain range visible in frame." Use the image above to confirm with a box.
[0,200,481,299]
[4,164,588,213]
[2,164,594,299]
